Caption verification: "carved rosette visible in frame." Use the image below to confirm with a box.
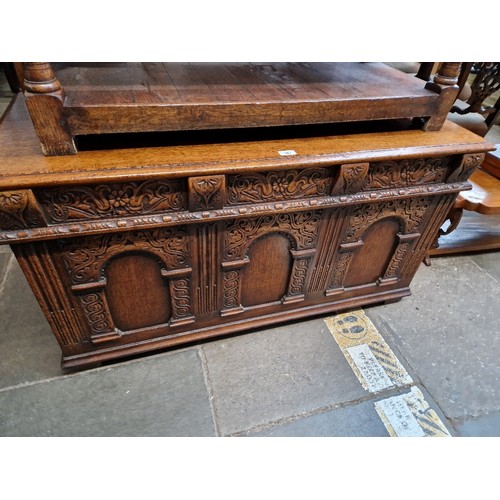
[188,175,225,211]
[227,169,332,205]
[0,190,47,230]
[39,179,186,222]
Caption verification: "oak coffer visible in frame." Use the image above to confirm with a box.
[0,95,494,369]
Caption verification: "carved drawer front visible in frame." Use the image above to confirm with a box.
[58,226,194,344]
[36,179,187,223]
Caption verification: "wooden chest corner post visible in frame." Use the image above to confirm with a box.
[22,63,77,156]
[423,62,462,131]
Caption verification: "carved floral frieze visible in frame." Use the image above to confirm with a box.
[39,180,186,222]
[227,169,332,205]
[361,157,453,191]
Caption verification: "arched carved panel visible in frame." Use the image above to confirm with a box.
[223,211,322,261]
[344,198,430,242]
[105,253,171,331]
[343,218,400,288]
[60,226,190,285]
[240,233,292,307]
[59,226,193,341]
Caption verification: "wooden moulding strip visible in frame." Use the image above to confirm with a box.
[0,181,473,245]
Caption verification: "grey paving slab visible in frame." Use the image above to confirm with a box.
[365,255,500,422]
[244,384,452,437]
[0,251,12,288]
[455,411,500,437]
[202,317,368,436]
[0,349,215,436]
[244,399,389,437]
[0,244,13,254]
[469,251,500,283]
[0,259,65,388]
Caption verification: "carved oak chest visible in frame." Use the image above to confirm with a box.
[0,95,494,369]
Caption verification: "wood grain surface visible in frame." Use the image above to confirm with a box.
[0,89,494,370]
[0,94,494,190]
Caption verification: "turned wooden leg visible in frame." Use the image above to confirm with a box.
[423,62,462,131]
[23,63,77,156]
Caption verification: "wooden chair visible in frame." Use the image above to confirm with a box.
[430,62,500,256]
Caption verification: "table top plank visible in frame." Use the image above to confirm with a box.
[0,94,494,190]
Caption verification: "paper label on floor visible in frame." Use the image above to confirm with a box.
[324,309,413,392]
[375,393,425,437]
[346,344,394,392]
[375,387,451,437]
